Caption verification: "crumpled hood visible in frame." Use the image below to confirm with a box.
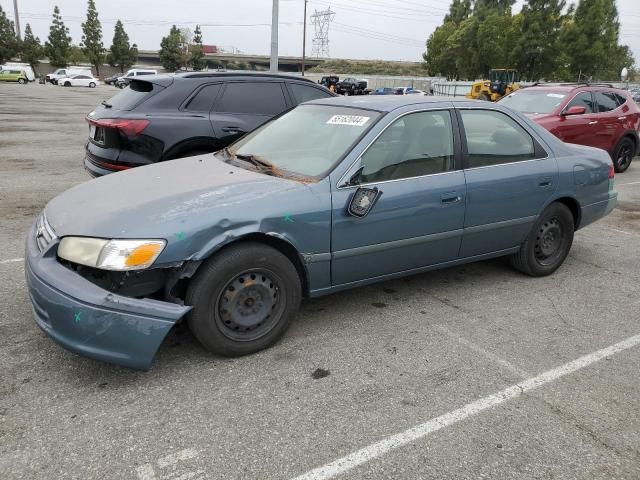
[45,154,308,240]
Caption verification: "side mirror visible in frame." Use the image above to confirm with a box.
[564,106,586,116]
[347,187,381,218]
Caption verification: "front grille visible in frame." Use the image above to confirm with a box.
[35,212,57,252]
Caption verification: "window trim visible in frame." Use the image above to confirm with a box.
[455,107,548,171]
[337,108,463,189]
[212,80,288,116]
[180,82,224,112]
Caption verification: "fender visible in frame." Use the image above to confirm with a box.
[162,136,221,161]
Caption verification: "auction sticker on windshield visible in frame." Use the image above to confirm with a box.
[327,115,370,126]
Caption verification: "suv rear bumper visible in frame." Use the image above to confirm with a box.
[25,220,190,370]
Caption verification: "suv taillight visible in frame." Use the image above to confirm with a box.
[608,164,615,179]
[87,118,149,136]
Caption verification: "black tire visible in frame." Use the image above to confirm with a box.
[64,81,71,87]
[612,137,635,173]
[89,82,96,88]
[18,78,26,84]
[186,242,301,357]
[510,202,574,277]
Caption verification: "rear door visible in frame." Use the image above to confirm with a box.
[210,81,290,145]
[458,107,557,258]
[592,91,625,152]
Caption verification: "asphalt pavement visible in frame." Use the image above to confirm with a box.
[1,83,639,480]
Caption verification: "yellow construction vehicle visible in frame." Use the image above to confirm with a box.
[466,69,521,101]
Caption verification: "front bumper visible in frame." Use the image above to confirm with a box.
[25,221,190,370]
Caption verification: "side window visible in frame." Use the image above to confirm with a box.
[613,93,627,106]
[214,82,287,115]
[185,84,221,111]
[359,110,455,183]
[288,83,332,104]
[460,110,536,169]
[595,92,618,112]
[566,92,594,113]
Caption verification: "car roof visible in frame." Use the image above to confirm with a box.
[173,71,317,84]
[306,95,470,112]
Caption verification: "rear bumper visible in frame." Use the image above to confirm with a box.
[84,148,133,177]
[25,221,190,370]
[580,191,618,229]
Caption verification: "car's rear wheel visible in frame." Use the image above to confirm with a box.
[18,78,26,84]
[612,137,634,173]
[510,202,574,277]
[89,82,96,88]
[186,242,301,357]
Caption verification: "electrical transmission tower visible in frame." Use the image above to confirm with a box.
[310,8,335,58]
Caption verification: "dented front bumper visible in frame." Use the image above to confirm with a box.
[25,222,190,370]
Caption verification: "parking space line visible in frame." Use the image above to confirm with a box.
[434,324,530,379]
[607,228,633,235]
[616,181,640,186]
[290,333,640,480]
[0,258,23,265]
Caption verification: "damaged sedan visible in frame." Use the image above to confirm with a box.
[26,96,617,370]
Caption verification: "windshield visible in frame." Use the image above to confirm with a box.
[229,105,381,179]
[500,90,567,114]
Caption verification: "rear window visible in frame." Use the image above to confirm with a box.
[106,80,159,111]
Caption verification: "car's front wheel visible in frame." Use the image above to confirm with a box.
[186,242,301,357]
[64,81,71,87]
[510,202,574,277]
[89,82,96,88]
[612,137,634,173]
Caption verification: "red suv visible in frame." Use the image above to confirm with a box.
[500,84,640,172]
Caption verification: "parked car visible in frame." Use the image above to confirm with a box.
[115,69,158,89]
[58,74,100,88]
[84,72,337,177]
[336,77,368,95]
[46,67,92,85]
[0,69,28,84]
[104,73,120,86]
[318,75,339,92]
[28,96,617,369]
[370,87,401,95]
[0,63,35,81]
[500,83,640,172]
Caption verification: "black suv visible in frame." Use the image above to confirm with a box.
[84,72,336,177]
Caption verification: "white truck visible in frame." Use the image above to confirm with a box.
[45,67,93,85]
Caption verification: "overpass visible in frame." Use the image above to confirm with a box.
[136,50,324,72]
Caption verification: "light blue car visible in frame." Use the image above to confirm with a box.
[26,96,617,370]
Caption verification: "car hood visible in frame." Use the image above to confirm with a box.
[45,155,313,241]
[522,112,556,121]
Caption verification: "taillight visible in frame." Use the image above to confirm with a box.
[87,118,149,136]
[608,164,615,179]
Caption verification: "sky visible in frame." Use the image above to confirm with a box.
[1,0,639,64]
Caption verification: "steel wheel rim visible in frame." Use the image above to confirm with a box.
[618,143,632,169]
[215,269,283,341]
[534,217,564,266]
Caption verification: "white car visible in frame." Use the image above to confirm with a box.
[46,67,92,84]
[58,74,100,88]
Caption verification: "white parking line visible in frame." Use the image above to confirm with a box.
[290,333,640,480]
[607,228,633,235]
[0,258,23,265]
[616,180,640,186]
[434,324,530,379]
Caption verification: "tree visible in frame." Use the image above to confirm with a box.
[159,25,184,71]
[20,24,44,70]
[512,0,567,81]
[81,0,104,76]
[0,5,19,64]
[559,0,631,80]
[106,20,136,72]
[45,6,72,67]
[68,45,87,65]
[190,24,205,70]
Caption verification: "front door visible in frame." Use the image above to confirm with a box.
[457,108,558,258]
[331,109,466,286]
[552,91,597,146]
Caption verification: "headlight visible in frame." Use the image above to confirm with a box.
[58,237,166,271]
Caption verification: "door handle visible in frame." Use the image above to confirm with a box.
[441,193,462,204]
[538,177,552,188]
[222,127,245,133]
[588,121,598,125]
[618,116,626,121]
